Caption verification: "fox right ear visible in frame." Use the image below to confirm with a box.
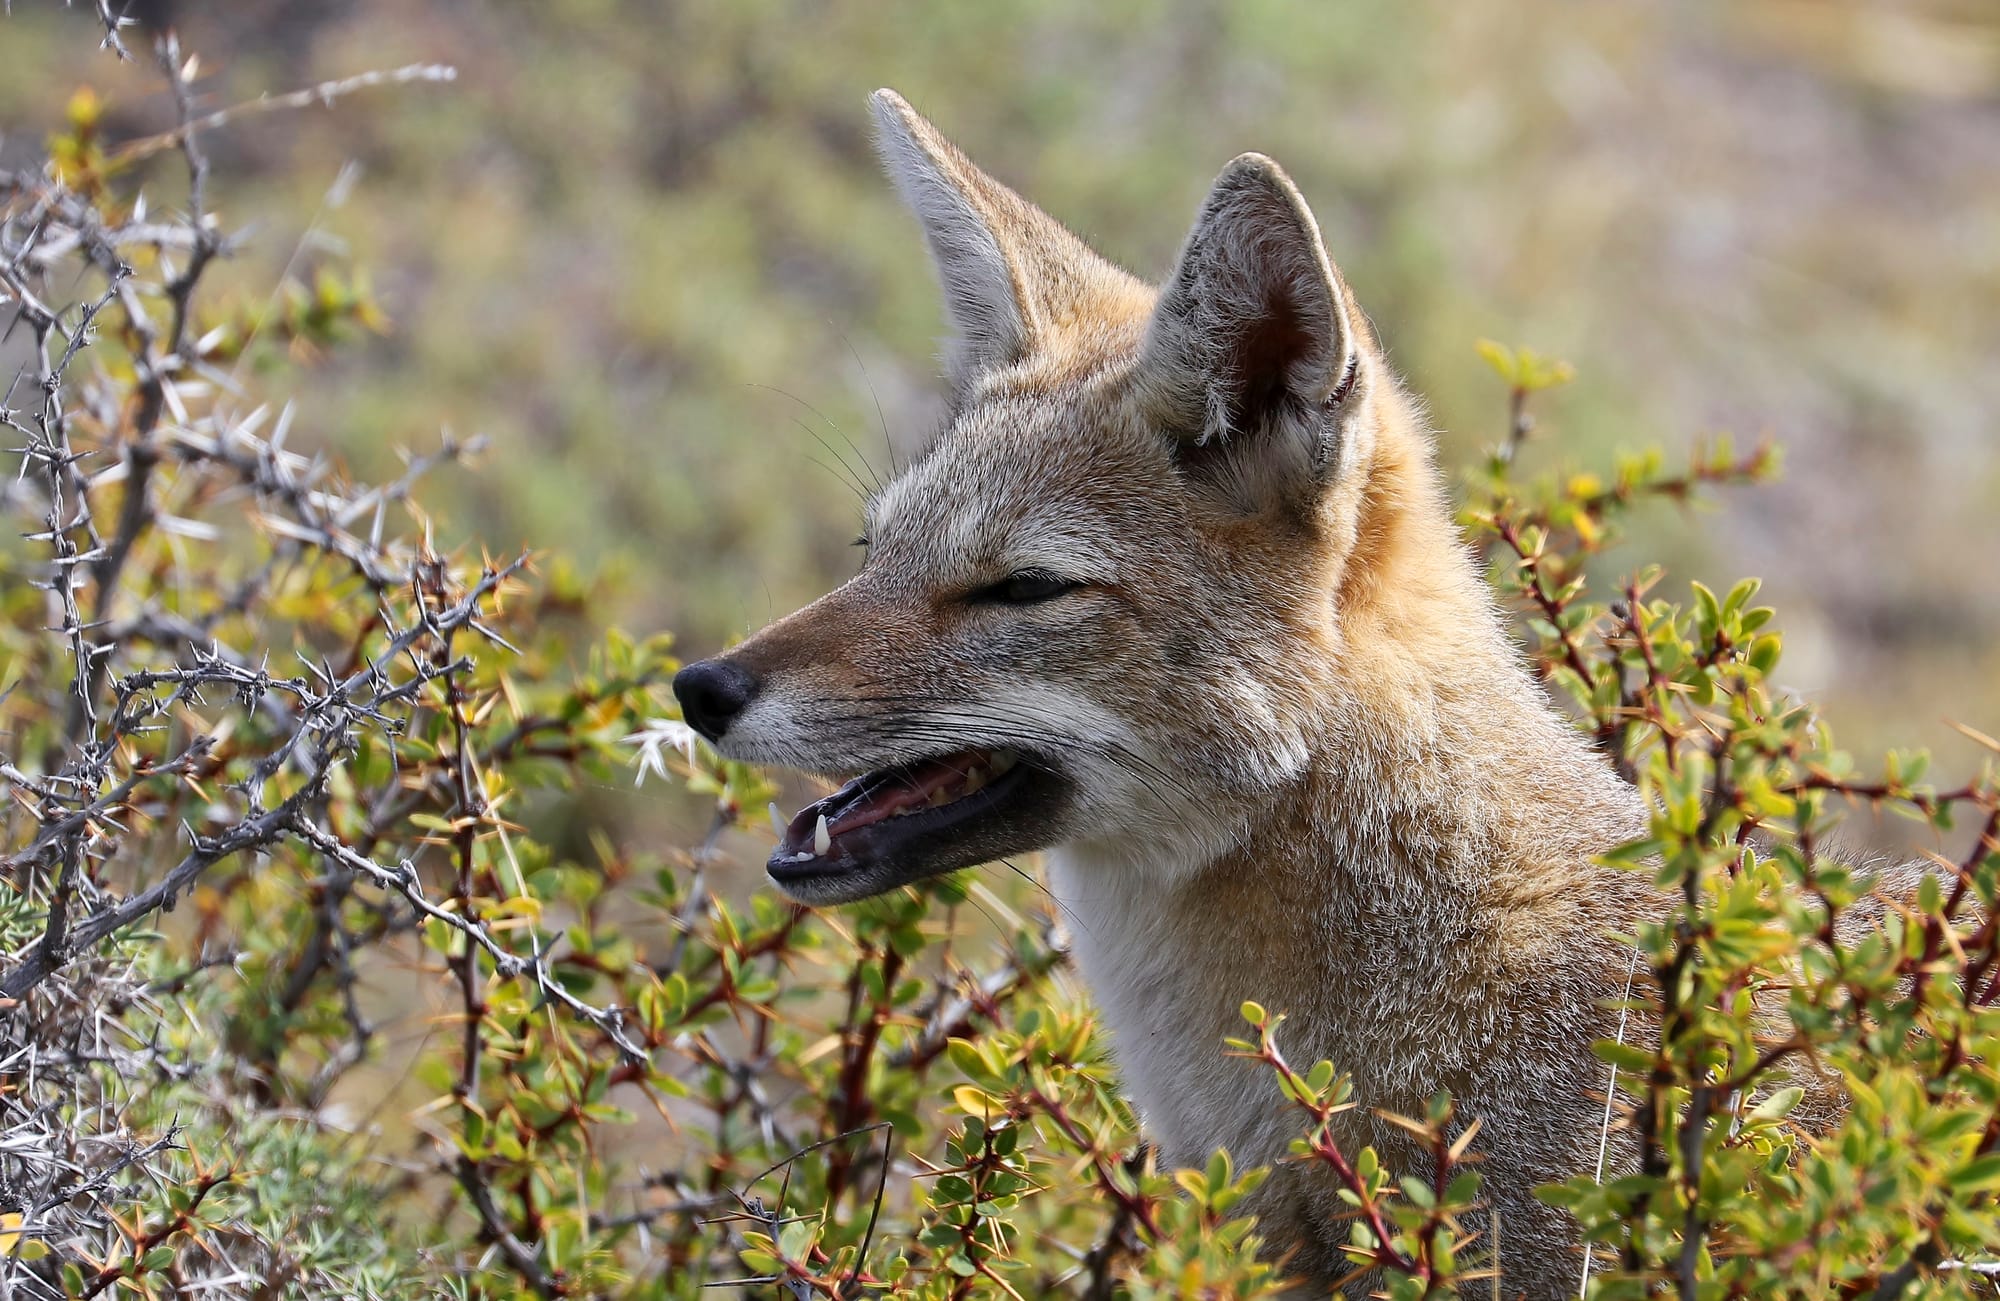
[1138,154,1367,503]
[870,89,1132,400]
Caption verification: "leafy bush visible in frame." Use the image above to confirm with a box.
[2,20,1995,1301]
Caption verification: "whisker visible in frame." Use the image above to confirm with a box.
[800,710,1228,854]
[824,691,1216,813]
[749,381,885,495]
[996,855,1092,941]
[838,327,900,479]
[801,452,869,505]
[801,676,1251,861]
[784,413,871,502]
[946,875,1018,943]
[813,692,1213,810]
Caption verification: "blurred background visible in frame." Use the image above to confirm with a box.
[4,0,1996,786]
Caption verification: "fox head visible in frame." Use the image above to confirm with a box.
[674,90,1460,904]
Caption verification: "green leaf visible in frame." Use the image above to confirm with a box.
[1475,338,1519,385]
[1747,1087,1804,1124]
[1591,1040,1655,1074]
[1949,1153,2000,1194]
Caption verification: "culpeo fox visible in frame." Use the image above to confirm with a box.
[673,90,1663,1295]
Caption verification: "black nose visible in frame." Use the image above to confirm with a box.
[672,658,760,742]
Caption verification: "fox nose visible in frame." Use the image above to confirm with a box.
[672,658,760,742]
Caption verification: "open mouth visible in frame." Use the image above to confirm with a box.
[766,747,1054,902]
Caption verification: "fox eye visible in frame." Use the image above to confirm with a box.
[974,570,1080,605]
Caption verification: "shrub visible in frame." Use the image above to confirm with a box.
[1,19,1995,1301]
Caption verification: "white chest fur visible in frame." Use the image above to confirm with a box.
[1043,843,1306,1172]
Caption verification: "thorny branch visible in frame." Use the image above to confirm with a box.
[107,62,460,168]
[1,561,530,1002]
[0,24,651,1295]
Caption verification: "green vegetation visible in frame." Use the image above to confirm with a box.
[3,8,1997,1299]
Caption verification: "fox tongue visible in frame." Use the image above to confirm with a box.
[784,750,989,850]
[832,761,963,834]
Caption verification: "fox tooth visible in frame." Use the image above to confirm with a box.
[991,751,1016,774]
[813,813,831,856]
[768,802,786,841]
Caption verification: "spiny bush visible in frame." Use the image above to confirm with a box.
[2,18,1995,1301]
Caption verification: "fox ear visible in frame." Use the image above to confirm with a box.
[870,89,1130,399]
[1138,154,1363,496]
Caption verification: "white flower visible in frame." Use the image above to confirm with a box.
[624,718,702,787]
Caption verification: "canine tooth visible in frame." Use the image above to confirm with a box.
[991,751,1015,774]
[813,813,831,855]
[768,802,786,841]
[929,788,952,807]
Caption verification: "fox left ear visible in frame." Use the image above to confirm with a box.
[1138,154,1364,497]
[870,89,1141,403]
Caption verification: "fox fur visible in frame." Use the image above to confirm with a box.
[695,89,1677,1296]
